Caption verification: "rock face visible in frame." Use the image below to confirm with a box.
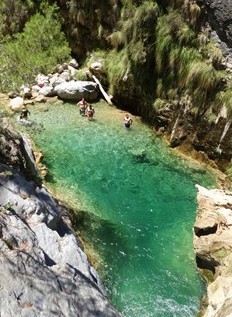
[198,0,232,52]
[58,0,121,59]
[154,102,232,171]
[193,185,232,317]
[0,122,120,316]
[0,118,41,184]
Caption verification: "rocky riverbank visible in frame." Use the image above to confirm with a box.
[0,118,120,316]
[194,185,232,317]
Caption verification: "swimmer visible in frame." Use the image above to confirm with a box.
[123,113,132,128]
[86,104,95,120]
[77,98,87,116]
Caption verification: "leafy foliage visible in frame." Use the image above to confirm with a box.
[215,86,232,118]
[0,2,70,91]
[0,0,38,41]
[85,0,231,121]
[106,0,159,101]
[201,41,224,68]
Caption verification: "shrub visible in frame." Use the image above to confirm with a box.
[74,69,89,81]
[215,86,232,118]
[0,2,70,92]
[0,0,37,40]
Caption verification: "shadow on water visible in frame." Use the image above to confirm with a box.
[44,170,57,184]
[72,209,130,257]
[130,149,160,166]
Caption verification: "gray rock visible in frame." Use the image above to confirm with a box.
[198,0,232,59]
[69,58,79,69]
[0,119,40,183]
[194,185,232,317]
[54,80,99,101]
[9,96,24,112]
[59,70,71,82]
[39,85,56,97]
[49,74,66,87]
[0,98,120,317]
[0,165,120,317]
[68,65,78,78]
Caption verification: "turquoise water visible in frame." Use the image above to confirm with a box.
[20,102,214,317]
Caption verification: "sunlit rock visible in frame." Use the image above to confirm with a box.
[194,185,232,317]
[9,96,24,112]
[54,80,99,101]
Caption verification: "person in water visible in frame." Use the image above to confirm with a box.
[20,105,30,120]
[77,97,87,116]
[123,113,132,128]
[86,104,95,120]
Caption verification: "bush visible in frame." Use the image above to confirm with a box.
[0,0,37,40]
[0,2,71,92]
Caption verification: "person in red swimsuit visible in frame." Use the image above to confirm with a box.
[86,104,95,120]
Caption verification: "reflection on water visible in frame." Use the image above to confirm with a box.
[18,101,215,317]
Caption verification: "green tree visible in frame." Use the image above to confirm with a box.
[0,2,70,91]
[0,0,38,40]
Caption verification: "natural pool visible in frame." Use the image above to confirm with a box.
[19,101,215,317]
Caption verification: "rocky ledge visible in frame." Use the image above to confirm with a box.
[194,185,232,317]
[0,120,120,316]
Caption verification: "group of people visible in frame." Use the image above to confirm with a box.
[19,98,133,128]
[77,97,133,128]
[77,98,95,120]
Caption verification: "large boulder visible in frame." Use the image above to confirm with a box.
[54,80,99,101]
[194,185,232,317]
[9,96,24,112]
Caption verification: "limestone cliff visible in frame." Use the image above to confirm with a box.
[0,120,120,316]
[194,185,232,317]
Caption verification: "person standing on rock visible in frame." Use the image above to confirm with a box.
[20,104,30,120]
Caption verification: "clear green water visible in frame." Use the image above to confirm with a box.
[20,102,215,317]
